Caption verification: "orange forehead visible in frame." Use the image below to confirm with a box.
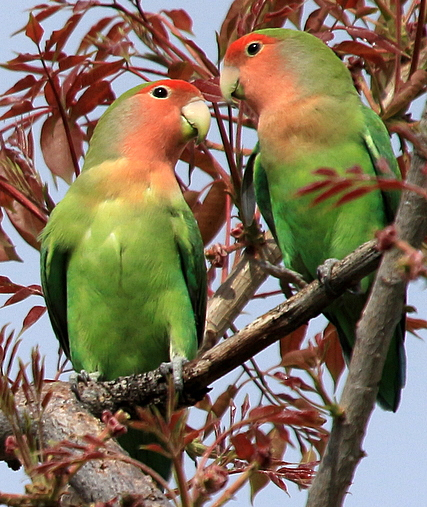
[138,79,202,97]
[224,33,278,64]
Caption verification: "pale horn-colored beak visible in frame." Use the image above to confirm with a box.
[220,65,242,103]
[181,98,211,144]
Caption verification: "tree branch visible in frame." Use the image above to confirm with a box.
[305,103,427,507]
[0,383,171,506]
[202,232,282,353]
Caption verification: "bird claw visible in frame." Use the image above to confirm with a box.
[70,370,101,384]
[159,357,188,393]
[317,258,363,296]
[69,370,101,400]
[317,258,339,295]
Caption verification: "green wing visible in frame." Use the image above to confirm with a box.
[40,241,71,359]
[172,206,207,348]
[242,142,278,241]
[362,105,401,222]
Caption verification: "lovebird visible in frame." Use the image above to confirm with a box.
[40,80,210,479]
[220,29,405,411]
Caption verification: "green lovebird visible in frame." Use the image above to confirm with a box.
[220,29,405,411]
[40,80,210,479]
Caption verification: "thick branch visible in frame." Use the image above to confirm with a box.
[306,104,427,507]
[0,384,171,506]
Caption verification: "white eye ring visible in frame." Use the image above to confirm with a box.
[150,86,170,99]
[246,41,263,56]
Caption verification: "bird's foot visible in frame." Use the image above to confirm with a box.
[69,370,101,399]
[258,259,307,289]
[159,356,188,393]
[317,258,339,296]
[317,258,362,296]
[70,370,101,384]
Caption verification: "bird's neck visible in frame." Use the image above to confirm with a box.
[257,93,361,165]
[91,157,183,204]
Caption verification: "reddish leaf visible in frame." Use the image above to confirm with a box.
[1,60,44,74]
[45,13,83,54]
[146,14,169,42]
[0,101,34,121]
[334,41,385,66]
[25,13,44,45]
[217,0,253,60]
[71,80,114,118]
[3,286,42,307]
[34,5,63,23]
[0,276,25,294]
[180,146,221,179]
[192,180,228,245]
[274,372,316,392]
[183,190,199,209]
[168,61,194,80]
[281,346,319,369]
[41,114,83,184]
[5,200,45,250]
[43,76,61,108]
[163,9,193,33]
[344,27,403,55]
[295,180,331,197]
[313,167,338,177]
[334,185,372,206]
[58,55,88,72]
[0,222,22,262]
[21,306,47,334]
[268,426,288,459]
[0,177,47,225]
[65,60,123,107]
[211,385,238,418]
[80,60,125,89]
[271,409,325,427]
[336,0,360,9]
[406,316,427,338]
[304,8,328,32]
[345,165,364,175]
[231,433,255,461]
[192,77,223,103]
[3,75,38,96]
[311,180,353,206]
[249,405,325,427]
[280,323,308,359]
[265,470,289,493]
[322,323,345,386]
[95,22,131,61]
[249,405,283,421]
[77,16,115,53]
[354,6,378,17]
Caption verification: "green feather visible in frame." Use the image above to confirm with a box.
[236,29,405,411]
[40,82,207,480]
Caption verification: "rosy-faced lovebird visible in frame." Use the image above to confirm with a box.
[220,29,405,411]
[40,80,210,478]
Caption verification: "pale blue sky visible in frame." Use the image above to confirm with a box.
[0,2,426,506]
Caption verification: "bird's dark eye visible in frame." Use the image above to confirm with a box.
[151,86,169,99]
[247,42,262,56]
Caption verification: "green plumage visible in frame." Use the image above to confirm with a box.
[222,29,405,411]
[40,81,208,479]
